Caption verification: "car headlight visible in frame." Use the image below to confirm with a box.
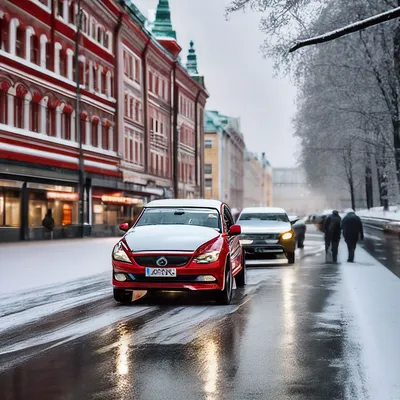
[112,242,132,263]
[281,231,293,240]
[194,251,220,264]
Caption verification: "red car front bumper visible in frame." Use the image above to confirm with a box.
[112,259,225,291]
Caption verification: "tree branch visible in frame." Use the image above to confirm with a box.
[289,6,400,53]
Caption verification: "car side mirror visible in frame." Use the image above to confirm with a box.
[229,224,241,236]
[290,219,299,225]
[119,222,129,232]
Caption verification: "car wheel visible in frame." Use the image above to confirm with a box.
[113,288,132,304]
[216,260,233,305]
[287,252,295,264]
[235,250,246,288]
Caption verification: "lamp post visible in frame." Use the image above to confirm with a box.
[75,0,85,237]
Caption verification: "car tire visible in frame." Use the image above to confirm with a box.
[216,260,233,305]
[235,250,246,288]
[113,288,132,304]
[287,252,295,264]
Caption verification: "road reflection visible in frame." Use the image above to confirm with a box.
[199,338,219,400]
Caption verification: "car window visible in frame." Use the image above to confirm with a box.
[135,207,221,231]
[238,213,289,222]
[223,206,234,231]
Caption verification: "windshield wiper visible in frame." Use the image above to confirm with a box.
[174,210,185,215]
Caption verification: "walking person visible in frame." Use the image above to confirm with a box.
[324,210,342,263]
[42,208,55,240]
[342,209,364,262]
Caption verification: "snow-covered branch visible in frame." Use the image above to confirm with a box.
[289,6,400,53]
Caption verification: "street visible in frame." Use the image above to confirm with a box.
[1,226,400,399]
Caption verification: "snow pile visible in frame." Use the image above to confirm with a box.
[357,206,400,221]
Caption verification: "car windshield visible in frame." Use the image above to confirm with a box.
[239,213,289,222]
[135,207,221,231]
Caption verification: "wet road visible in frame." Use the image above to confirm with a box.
[361,224,400,278]
[0,228,385,399]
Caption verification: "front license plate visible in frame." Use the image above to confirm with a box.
[145,267,177,277]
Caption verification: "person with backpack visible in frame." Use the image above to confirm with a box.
[324,210,342,263]
[341,209,364,262]
[42,208,55,240]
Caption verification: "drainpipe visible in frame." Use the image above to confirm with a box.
[194,89,201,196]
[172,61,179,198]
[74,0,85,237]
[114,12,123,154]
[142,38,151,173]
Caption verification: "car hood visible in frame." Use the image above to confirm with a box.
[238,220,292,234]
[124,225,220,252]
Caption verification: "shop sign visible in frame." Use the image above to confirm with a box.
[101,195,140,205]
[47,192,79,201]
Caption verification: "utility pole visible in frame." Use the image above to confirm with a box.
[75,0,85,237]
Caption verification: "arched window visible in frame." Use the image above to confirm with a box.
[92,63,97,91]
[46,101,57,136]
[101,70,106,94]
[45,41,52,69]
[104,32,110,50]
[57,0,63,18]
[59,49,67,77]
[30,34,39,64]
[81,12,88,34]
[135,102,140,122]
[0,15,9,52]
[61,104,73,140]
[14,85,28,129]
[124,94,128,117]
[80,112,87,144]
[30,92,41,133]
[16,25,25,58]
[102,120,109,150]
[69,2,76,25]
[91,117,99,147]
[0,82,9,124]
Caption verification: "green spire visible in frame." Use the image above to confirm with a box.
[152,0,176,40]
[186,41,199,75]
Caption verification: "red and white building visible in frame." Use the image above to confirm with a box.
[0,0,208,241]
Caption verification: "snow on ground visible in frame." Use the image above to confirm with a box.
[0,237,118,295]
[357,206,400,221]
[332,245,400,399]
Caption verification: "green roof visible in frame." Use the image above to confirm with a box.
[186,41,198,75]
[152,0,177,40]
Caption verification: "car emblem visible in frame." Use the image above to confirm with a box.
[156,256,168,267]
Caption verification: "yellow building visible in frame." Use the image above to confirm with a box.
[204,111,245,210]
[243,151,273,207]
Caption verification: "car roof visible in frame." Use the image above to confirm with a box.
[145,199,223,210]
[240,207,287,214]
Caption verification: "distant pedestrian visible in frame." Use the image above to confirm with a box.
[42,208,55,240]
[324,210,341,263]
[341,209,364,262]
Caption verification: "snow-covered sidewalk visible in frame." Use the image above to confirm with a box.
[357,206,400,221]
[0,237,118,295]
[336,244,400,399]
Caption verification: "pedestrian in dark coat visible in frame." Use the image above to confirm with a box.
[341,210,364,262]
[324,210,341,263]
[42,209,55,239]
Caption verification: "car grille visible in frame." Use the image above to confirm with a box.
[242,234,280,241]
[133,255,191,267]
[127,274,215,283]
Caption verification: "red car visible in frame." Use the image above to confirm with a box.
[112,199,245,305]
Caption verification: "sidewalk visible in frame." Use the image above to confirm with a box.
[0,237,118,295]
[336,243,400,399]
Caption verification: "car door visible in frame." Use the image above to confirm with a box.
[223,205,242,275]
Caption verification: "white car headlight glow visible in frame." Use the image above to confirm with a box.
[281,231,293,240]
[195,251,220,264]
[240,239,253,245]
[112,242,132,263]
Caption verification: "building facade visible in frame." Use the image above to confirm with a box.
[204,110,245,211]
[243,151,273,208]
[0,0,208,242]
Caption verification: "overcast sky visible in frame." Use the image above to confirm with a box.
[134,0,298,168]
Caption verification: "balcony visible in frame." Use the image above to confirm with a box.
[150,131,168,149]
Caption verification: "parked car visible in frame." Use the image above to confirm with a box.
[112,199,245,305]
[289,216,306,248]
[236,207,296,265]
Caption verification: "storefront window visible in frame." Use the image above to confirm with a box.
[0,189,21,227]
[92,193,145,226]
[28,186,78,228]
